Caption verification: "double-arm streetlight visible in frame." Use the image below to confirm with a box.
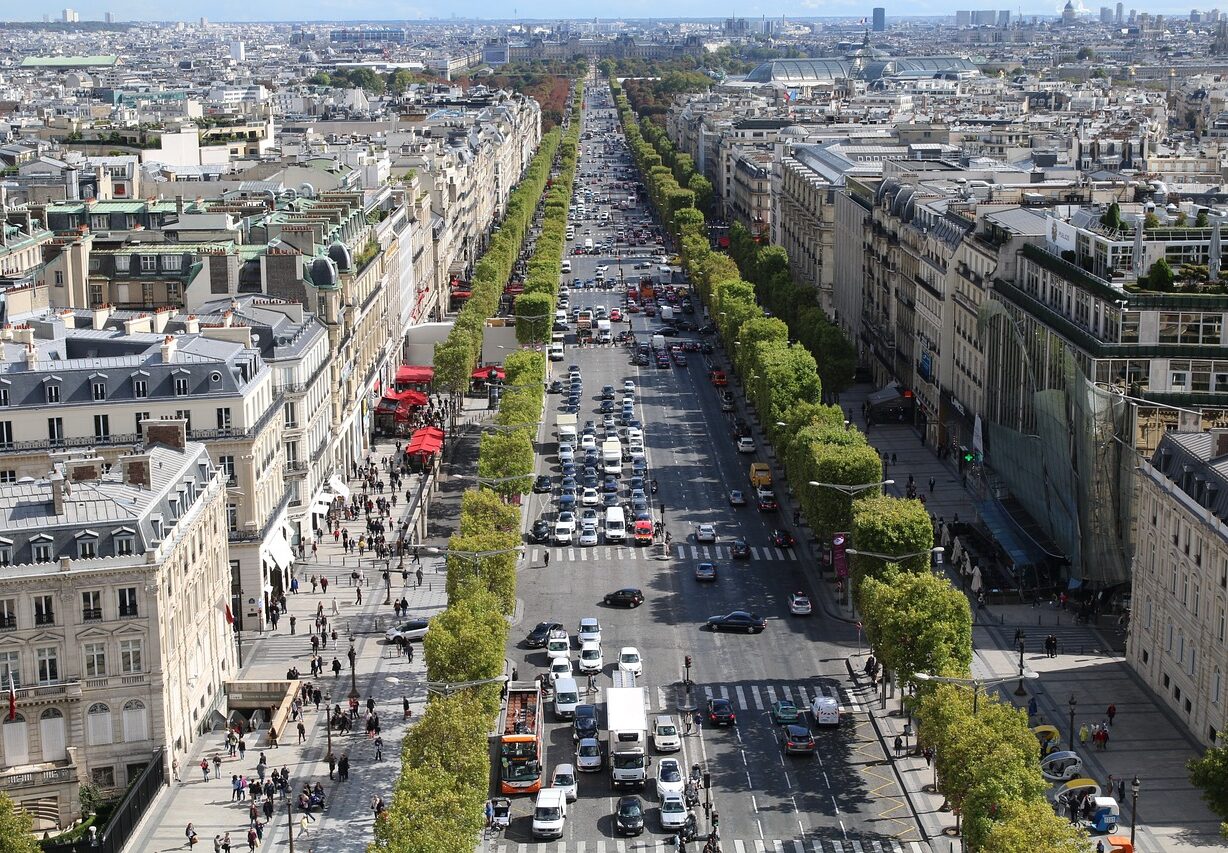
[809,479,895,497]
[914,670,1039,715]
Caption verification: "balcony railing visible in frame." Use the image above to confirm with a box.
[34,613,54,626]
[82,608,102,622]
[118,606,139,619]
[0,765,77,790]
[228,489,294,543]
[0,615,16,632]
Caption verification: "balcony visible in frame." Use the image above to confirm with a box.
[228,490,294,543]
[0,615,15,632]
[34,612,54,627]
[82,608,102,622]
[118,606,139,619]
[0,764,77,790]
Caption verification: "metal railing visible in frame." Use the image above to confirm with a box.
[42,747,164,853]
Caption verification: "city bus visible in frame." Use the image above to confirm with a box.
[499,681,545,794]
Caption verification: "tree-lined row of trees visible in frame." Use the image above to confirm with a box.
[372,85,585,853]
[611,77,1084,853]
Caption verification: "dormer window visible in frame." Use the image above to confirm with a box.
[174,377,189,396]
[115,254,130,272]
[46,384,61,404]
[140,255,157,273]
[164,255,183,272]
[92,381,107,401]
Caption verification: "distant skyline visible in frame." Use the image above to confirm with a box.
[6,0,1210,23]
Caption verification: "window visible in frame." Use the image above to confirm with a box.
[0,651,19,687]
[77,538,96,559]
[0,387,8,406]
[46,385,60,404]
[122,699,148,742]
[36,647,59,684]
[54,271,64,286]
[0,599,16,630]
[134,412,150,435]
[34,595,54,626]
[90,767,116,788]
[119,639,143,674]
[83,644,106,678]
[87,705,113,748]
[284,401,297,428]
[48,417,64,446]
[115,535,134,557]
[118,588,138,618]
[140,255,157,272]
[93,414,110,441]
[92,381,107,401]
[175,409,192,433]
[219,456,236,486]
[0,473,13,486]
[174,377,189,396]
[1216,669,1223,705]
[163,254,183,271]
[0,422,10,450]
[133,379,148,399]
[82,591,101,621]
[32,542,52,563]
[226,504,238,532]
[216,408,232,431]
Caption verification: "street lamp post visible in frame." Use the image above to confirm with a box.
[287,799,296,853]
[324,691,334,761]
[1130,776,1140,846]
[808,479,895,498]
[914,670,1039,716]
[1014,639,1028,696]
[1068,695,1077,751]
[347,642,359,700]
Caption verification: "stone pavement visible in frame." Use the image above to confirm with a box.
[822,384,1220,853]
[125,397,492,853]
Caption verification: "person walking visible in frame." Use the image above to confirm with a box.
[928,476,936,494]
[543,551,550,567]
[200,758,210,782]
[289,614,296,635]
[185,823,198,847]
[356,586,363,605]
[374,735,384,761]
[297,721,306,744]
[415,567,423,588]
[338,753,350,781]
[1079,723,1089,746]
[1106,703,1117,726]
[328,754,337,780]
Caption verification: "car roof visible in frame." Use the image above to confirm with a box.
[784,723,811,736]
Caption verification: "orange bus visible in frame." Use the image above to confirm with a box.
[499,681,544,794]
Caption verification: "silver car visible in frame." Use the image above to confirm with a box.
[576,737,603,772]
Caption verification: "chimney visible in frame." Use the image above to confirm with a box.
[24,344,37,368]
[91,304,112,330]
[1213,428,1228,459]
[184,314,200,334]
[49,472,66,514]
[151,307,173,334]
[11,326,33,346]
[160,335,176,363]
[64,166,79,202]
[119,454,151,489]
[176,195,185,217]
[58,310,75,330]
[66,458,103,482]
[143,418,188,451]
[222,310,233,328]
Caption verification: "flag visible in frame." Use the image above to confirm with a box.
[223,604,235,625]
[7,672,15,722]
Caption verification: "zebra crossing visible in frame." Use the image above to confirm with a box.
[486,837,927,853]
[694,682,863,715]
[528,544,797,563]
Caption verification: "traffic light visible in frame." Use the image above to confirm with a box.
[963,450,975,463]
[703,771,711,790]
[660,504,666,515]
[684,655,692,669]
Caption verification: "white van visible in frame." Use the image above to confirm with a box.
[561,260,572,274]
[531,788,567,839]
[546,629,571,661]
[554,677,580,719]
[811,696,840,727]
[584,238,594,252]
[549,343,565,361]
[604,506,626,542]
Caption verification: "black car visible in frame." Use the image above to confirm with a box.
[524,621,564,649]
[600,400,616,413]
[549,380,563,393]
[533,475,553,494]
[614,796,645,835]
[730,538,751,559]
[604,588,644,608]
[573,704,600,742]
[653,326,678,337]
[771,529,796,548]
[707,610,766,633]
[531,519,552,543]
[706,698,737,726]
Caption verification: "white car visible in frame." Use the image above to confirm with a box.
[580,434,597,451]
[652,715,681,753]
[559,447,575,465]
[581,488,600,507]
[696,524,717,543]
[618,647,643,677]
[580,507,600,526]
[623,381,635,393]
[578,524,599,546]
[384,618,430,644]
[578,642,604,674]
[551,763,578,802]
[549,657,573,684]
[556,511,577,535]
[577,617,602,646]
[554,521,574,545]
[659,794,689,830]
[576,737,603,772]
[737,437,756,453]
[655,758,686,800]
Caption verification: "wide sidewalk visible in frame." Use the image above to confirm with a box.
[126,400,492,853]
[826,384,1219,853]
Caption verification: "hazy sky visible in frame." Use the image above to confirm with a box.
[11,0,1191,22]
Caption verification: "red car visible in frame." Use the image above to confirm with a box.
[771,529,795,548]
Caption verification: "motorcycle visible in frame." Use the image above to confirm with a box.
[684,781,699,807]
[651,480,659,494]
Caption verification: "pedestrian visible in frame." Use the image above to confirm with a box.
[289,615,297,635]
[1100,727,1110,750]
[1106,703,1116,726]
[374,735,384,761]
[328,754,337,780]
[356,586,363,605]
[311,575,319,593]
[1118,778,1126,803]
[1027,696,1037,719]
[339,753,350,781]
[404,696,411,719]
[185,823,198,847]
[246,827,257,852]
[485,799,494,829]
[891,453,897,465]
[922,746,934,766]
[231,774,241,802]
[415,567,423,587]
[299,815,309,838]
[332,657,342,677]
[893,735,903,757]
[1079,723,1089,746]
[237,737,246,760]
[200,758,210,782]
[297,721,306,743]
[321,576,329,593]
[928,476,935,493]
[543,551,550,567]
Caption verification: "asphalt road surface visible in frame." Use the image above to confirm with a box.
[492,72,923,853]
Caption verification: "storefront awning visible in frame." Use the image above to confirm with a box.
[471,366,505,381]
[327,475,351,500]
[396,365,434,385]
[379,388,428,409]
[309,494,334,517]
[267,535,294,571]
[406,426,445,456]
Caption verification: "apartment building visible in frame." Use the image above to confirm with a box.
[0,313,288,626]
[0,421,234,829]
[1130,429,1228,747]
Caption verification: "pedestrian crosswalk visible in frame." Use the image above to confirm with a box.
[622,681,862,716]
[528,544,797,563]
[485,836,927,853]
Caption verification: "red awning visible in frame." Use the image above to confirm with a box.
[405,426,445,455]
[472,366,505,381]
[381,388,428,406]
[396,365,434,384]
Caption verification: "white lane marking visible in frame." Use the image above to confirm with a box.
[765,685,778,705]
[780,684,794,704]
[735,685,748,709]
[719,686,730,700]
[749,685,764,711]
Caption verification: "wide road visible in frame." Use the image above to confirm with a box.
[495,71,923,853]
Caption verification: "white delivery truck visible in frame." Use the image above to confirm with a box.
[556,413,578,445]
[601,438,623,475]
[607,685,650,788]
[531,788,567,838]
[651,334,666,351]
[659,306,675,323]
[596,319,612,344]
